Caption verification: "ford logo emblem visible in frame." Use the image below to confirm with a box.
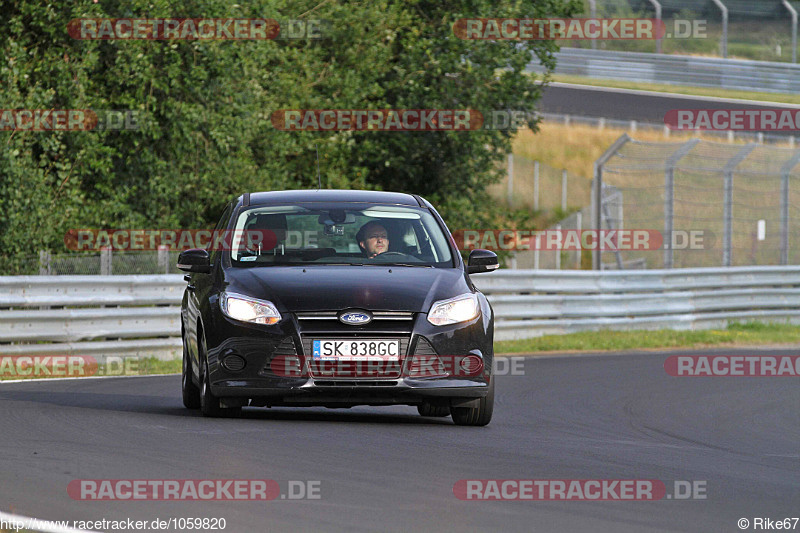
[338,310,372,325]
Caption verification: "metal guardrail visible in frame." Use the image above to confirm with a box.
[476,266,800,339]
[527,48,800,94]
[0,275,183,360]
[1,268,798,352]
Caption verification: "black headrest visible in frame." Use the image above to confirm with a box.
[246,213,287,231]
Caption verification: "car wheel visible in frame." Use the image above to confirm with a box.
[450,378,494,427]
[199,337,241,418]
[182,331,201,409]
[417,402,450,417]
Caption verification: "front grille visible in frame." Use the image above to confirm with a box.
[259,336,298,377]
[314,380,398,387]
[296,311,414,321]
[412,336,437,355]
[273,336,298,356]
[294,310,417,381]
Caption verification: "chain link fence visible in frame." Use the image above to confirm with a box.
[24,249,183,276]
[595,134,800,268]
[488,153,592,213]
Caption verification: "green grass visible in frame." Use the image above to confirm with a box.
[550,73,800,105]
[4,324,798,380]
[0,356,181,381]
[495,322,800,354]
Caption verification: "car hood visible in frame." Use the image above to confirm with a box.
[223,266,470,313]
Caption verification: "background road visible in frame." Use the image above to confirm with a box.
[1,347,798,532]
[540,83,799,134]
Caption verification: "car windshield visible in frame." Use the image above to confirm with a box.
[229,203,453,267]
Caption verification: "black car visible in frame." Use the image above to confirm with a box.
[178,190,498,426]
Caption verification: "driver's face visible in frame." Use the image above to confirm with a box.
[360,225,389,257]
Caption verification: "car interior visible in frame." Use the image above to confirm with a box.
[234,209,440,265]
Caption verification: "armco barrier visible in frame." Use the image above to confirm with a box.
[0,275,183,361]
[474,266,800,340]
[526,48,800,94]
[1,267,799,354]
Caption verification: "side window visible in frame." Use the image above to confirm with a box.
[209,203,233,263]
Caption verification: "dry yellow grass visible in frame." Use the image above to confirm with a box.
[510,122,779,179]
[504,123,799,267]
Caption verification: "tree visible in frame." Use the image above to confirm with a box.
[0,0,579,271]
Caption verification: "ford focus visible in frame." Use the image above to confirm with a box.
[178,189,498,426]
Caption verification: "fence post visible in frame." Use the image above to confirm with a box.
[593,134,631,270]
[533,160,540,211]
[575,212,582,269]
[158,245,170,274]
[710,0,728,58]
[664,139,701,269]
[555,224,562,270]
[722,144,757,267]
[783,0,798,63]
[648,0,662,53]
[100,246,112,275]
[664,168,675,268]
[507,153,514,207]
[38,250,51,275]
[561,169,567,211]
[780,152,800,264]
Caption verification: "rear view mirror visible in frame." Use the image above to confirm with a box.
[466,249,499,274]
[318,210,356,225]
[177,248,211,273]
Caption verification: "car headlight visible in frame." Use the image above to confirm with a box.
[220,292,281,325]
[427,293,480,326]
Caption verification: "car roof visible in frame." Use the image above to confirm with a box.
[243,189,422,207]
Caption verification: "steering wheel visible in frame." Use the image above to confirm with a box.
[375,251,407,257]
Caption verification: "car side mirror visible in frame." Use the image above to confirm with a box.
[177,248,211,273]
[466,249,499,274]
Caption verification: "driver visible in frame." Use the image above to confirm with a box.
[356,221,389,258]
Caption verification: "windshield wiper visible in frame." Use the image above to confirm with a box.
[364,263,433,268]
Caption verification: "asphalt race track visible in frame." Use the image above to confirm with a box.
[539,83,800,131]
[1,347,797,532]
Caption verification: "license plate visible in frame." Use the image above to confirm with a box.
[312,339,401,360]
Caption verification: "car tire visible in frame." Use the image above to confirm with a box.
[417,402,450,417]
[182,331,201,409]
[199,337,241,418]
[450,378,494,427]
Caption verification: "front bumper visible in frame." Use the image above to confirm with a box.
[203,304,493,408]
